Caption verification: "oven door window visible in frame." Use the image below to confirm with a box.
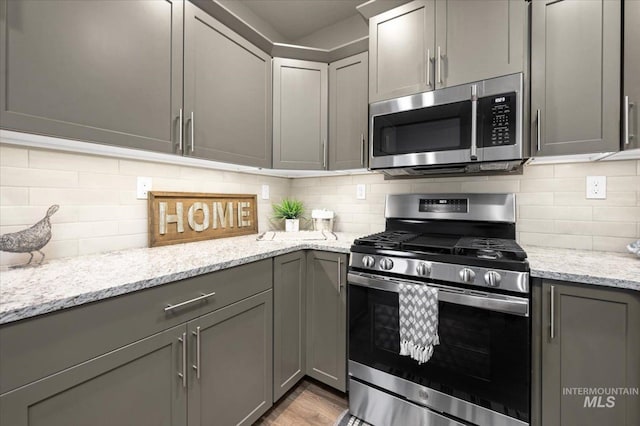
[372,100,472,157]
[349,284,530,423]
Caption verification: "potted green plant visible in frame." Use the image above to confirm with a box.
[272,199,304,232]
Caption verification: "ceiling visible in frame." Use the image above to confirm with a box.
[238,0,364,42]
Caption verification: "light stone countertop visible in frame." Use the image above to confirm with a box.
[0,235,638,325]
[524,245,640,291]
[0,233,357,325]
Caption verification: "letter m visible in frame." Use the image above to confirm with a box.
[584,396,598,408]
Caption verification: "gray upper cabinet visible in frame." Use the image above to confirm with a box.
[531,0,621,156]
[273,252,307,402]
[0,324,187,426]
[273,58,328,170]
[623,0,639,150]
[306,251,347,392]
[538,281,640,426]
[0,0,183,154]
[368,0,525,102]
[184,3,272,168]
[369,0,435,103]
[435,0,525,89]
[329,52,369,170]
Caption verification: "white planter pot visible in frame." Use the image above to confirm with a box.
[285,219,300,232]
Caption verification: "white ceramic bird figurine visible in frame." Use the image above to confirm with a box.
[0,205,59,267]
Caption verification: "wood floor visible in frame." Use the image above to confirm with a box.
[255,379,348,426]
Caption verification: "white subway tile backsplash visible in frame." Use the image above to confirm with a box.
[593,206,640,222]
[519,232,593,250]
[0,145,28,167]
[460,180,520,193]
[1,167,78,188]
[592,236,637,253]
[29,187,121,206]
[591,222,638,238]
[554,160,637,178]
[0,187,29,205]
[78,234,148,255]
[29,149,119,174]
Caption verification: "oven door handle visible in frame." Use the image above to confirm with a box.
[348,272,529,317]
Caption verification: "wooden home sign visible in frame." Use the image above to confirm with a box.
[148,192,258,247]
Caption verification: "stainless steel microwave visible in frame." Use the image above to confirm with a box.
[369,73,526,176]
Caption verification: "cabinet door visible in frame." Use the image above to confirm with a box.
[435,0,525,88]
[188,290,273,426]
[541,281,640,426]
[273,58,328,170]
[623,0,640,150]
[329,52,369,170]
[306,251,347,392]
[369,0,435,102]
[0,325,187,426]
[0,0,183,153]
[531,0,621,156]
[273,252,307,402]
[184,3,272,167]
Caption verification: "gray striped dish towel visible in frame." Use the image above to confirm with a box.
[399,283,440,364]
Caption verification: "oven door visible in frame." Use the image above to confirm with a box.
[348,272,530,426]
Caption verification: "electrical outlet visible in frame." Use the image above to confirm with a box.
[356,184,366,200]
[586,176,606,199]
[136,176,152,200]
[261,184,270,200]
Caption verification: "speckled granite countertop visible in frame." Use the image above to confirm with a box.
[0,233,357,325]
[1,236,638,325]
[524,245,640,291]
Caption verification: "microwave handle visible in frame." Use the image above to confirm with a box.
[348,272,529,317]
[470,85,478,160]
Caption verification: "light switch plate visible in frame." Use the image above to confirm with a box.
[136,176,152,200]
[356,184,366,200]
[586,176,606,199]
[261,184,270,200]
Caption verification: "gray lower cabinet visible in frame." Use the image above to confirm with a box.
[531,0,621,156]
[184,2,272,167]
[273,252,307,401]
[329,52,369,170]
[368,0,525,102]
[535,280,640,426]
[273,58,328,170]
[0,0,183,154]
[306,251,347,392]
[187,290,273,426]
[623,0,639,150]
[0,324,187,426]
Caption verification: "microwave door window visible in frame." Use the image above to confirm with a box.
[373,100,472,156]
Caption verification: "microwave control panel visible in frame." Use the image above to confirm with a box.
[480,92,516,147]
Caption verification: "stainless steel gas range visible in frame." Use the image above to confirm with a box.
[348,193,530,426]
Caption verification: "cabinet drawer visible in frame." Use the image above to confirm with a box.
[0,259,272,394]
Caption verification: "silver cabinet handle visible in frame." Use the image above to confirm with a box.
[550,285,555,340]
[337,256,342,294]
[190,111,195,153]
[322,139,327,169]
[192,326,201,379]
[426,48,432,87]
[178,332,187,387]
[178,108,183,152]
[360,134,365,166]
[470,84,478,161]
[624,96,634,145]
[536,109,541,152]
[436,46,442,85]
[164,291,216,312]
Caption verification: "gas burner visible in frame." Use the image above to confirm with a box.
[354,231,419,249]
[455,237,527,261]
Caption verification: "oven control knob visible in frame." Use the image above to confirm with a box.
[362,256,375,268]
[484,271,501,287]
[416,262,431,277]
[380,258,394,270]
[459,268,476,283]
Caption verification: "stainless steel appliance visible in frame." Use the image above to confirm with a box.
[348,193,530,426]
[369,73,526,176]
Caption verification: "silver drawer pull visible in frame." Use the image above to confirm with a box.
[164,291,216,312]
